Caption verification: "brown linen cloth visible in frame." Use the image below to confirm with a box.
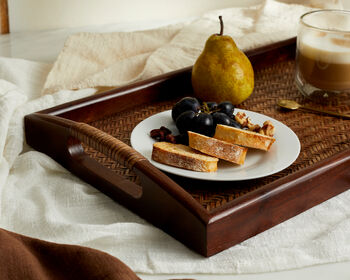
[0,228,141,280]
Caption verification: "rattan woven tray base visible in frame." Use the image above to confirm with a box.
[84,58,350,212]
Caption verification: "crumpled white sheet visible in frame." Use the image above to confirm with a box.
[0,0,349,275]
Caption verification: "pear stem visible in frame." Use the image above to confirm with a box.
[219,16,224,36]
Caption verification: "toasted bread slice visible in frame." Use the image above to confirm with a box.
[152,142,218,172]
[188,131,247,165]
[214,124,275,151]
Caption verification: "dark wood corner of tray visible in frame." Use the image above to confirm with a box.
[204,149,350,256]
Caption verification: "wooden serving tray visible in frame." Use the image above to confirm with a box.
[24,38,350,257]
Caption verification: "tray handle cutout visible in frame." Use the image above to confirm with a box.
[69,121,146,170]
[25,113,148,200]
[68,122,146,200]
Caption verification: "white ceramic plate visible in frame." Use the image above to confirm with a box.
[130,109,300,181]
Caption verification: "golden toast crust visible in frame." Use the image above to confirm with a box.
[152,142,218,172]
[214,124,275,151]
[188,131,247,165]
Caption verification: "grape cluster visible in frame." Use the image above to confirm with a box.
[172,97,241,141]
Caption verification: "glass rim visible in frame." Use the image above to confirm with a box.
[300,9,350,34]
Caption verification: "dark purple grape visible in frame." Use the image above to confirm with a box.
[226,110,235,120]
[206,102,217,111]
[212,112,231,127]
[218,101,235,117]
[175,110,196,134]
[172,97,200,121]
[229,119,241,128]
[192,113,214,137]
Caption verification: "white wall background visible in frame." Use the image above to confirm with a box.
[7,0,261,32]
[7,0,350,32]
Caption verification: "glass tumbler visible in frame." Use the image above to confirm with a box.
[295,9,350,102]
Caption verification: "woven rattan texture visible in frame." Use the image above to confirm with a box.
[84,59,350,211]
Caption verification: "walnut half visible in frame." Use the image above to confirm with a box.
[235,112,274,136]
[259,121,275,137]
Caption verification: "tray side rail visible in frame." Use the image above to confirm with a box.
[39,67,193,122]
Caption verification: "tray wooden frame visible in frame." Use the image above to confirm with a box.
[24,38,350,257]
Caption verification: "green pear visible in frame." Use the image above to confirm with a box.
[191,16,254,105]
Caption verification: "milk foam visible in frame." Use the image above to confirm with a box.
[299,33,350,64]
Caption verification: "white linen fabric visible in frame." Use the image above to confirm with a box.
[1,0,349,275]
